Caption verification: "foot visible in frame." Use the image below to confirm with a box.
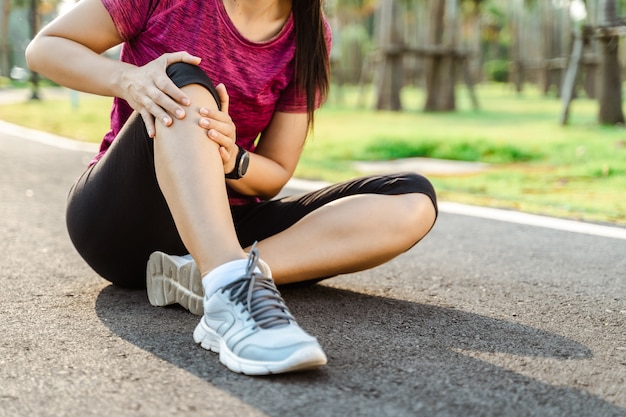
[146,251,272,316]
[146,252,204,315]
[193,247,327,375]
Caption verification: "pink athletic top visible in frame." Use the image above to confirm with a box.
[96,0,330,204]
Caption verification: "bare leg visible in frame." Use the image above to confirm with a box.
[252,193,436,284]
[153,83,246,275]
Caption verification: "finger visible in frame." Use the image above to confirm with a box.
[165,51,202,66]
[219,146,232,163]
[198,103,227,122]
[152,76,189,116]
[207,128,231,148]
[140,110,156,138]
[216,83,229,114]
[143,80,188,122]
[152,52,203,110]
[138,89,175,127]
[206,118,235,139]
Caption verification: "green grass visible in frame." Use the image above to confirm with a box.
[302,84,626,225]
[1,84,625,225]
[0,90,113,142]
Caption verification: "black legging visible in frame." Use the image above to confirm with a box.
[66,63,437,288]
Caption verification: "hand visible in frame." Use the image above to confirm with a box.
[119,51,202,137]
[198,83,238,174]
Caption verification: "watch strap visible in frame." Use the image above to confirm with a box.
[225,145,247,180]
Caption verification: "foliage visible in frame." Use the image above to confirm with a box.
[355,137,539,163]
[483,59,509,83]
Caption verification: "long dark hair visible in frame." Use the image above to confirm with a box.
[292,0,330,129]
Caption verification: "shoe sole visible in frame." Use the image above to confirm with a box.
[146,251,204,315]
[193,318,328,375]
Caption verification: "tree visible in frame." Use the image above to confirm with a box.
[28,0,40,98]
[423,0,460,112]
[374,0,403,110]
[1,0,14,77]
[597,0,624,124]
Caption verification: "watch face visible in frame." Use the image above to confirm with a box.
[239,151,250,177]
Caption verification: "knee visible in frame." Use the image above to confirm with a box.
[389,173,438,243]
[166,62,220,110]
[387,171,437,216]
[403,192,437,240]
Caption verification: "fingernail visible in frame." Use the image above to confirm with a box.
[182,98,190,105]
[175,109,184,118]
[163,116,171,125]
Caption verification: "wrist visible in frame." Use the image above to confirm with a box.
[113,62,136,99]
[225,146,250,180]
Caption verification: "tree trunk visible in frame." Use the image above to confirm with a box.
[560,31,584,125]
[29,0,40,100]
[598,34,624,124]
[540,2,555,95]
[597,0,624,124]
[510,0,524,93]
[1,0,11,77]
[375,0,403,111]
[424,0,457,112]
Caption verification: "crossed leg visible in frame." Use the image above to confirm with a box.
[253,192,436,285]
[153,81,437,284]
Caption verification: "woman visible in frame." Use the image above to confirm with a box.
[26,0,437,375]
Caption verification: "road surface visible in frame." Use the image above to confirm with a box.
[1,123,625,417]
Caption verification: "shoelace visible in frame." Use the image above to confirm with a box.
[223,245,293,329]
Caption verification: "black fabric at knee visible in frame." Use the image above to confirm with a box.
[166,62,221,110]
[286,172,437,215]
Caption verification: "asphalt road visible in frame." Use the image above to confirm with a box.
[1,125,625,417]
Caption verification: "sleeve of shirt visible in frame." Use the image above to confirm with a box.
[100,0,157,41]
[275,18,333,113]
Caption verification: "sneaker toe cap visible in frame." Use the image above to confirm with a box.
[234,326,322,362]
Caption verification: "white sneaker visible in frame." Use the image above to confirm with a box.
[193,247,327,375]
[146,251,273,316]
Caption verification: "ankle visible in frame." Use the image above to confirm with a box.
[202,257,269,297]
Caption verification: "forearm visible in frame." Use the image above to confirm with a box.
[226,151,295,200]
[225,111,306,199]
[26,36,131,99]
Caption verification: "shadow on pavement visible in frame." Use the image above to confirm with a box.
[95,283,623,417]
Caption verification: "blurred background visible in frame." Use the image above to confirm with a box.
[1,0,624,118]
[1,0,625,224]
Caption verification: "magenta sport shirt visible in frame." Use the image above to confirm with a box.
[97,0,331,204]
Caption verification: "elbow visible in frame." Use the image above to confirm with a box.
[255,186,283,201]
[254,178,290,201]
[262,172,294,200]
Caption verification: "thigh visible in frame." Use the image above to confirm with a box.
[232,172,437,248]
[66,63,220,288]
[66,113,185,288]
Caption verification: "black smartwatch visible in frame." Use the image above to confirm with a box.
[225,145,250,180]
